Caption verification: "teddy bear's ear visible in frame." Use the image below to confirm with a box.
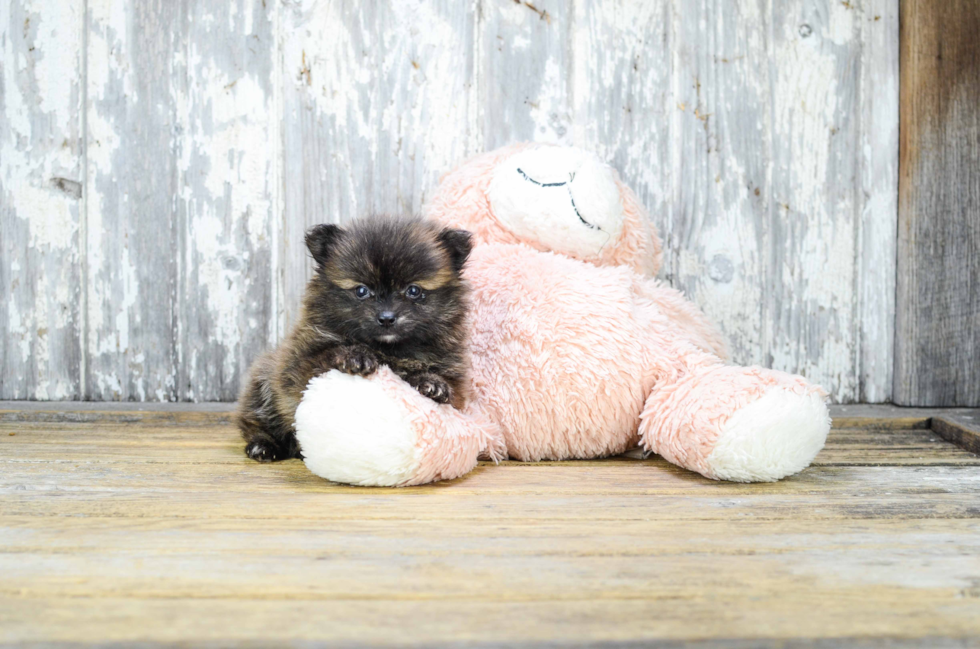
[305,223,344,268]
[437,228,473,274]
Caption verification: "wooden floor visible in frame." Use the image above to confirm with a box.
[2,405,980,648]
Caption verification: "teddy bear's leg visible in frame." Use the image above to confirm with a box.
[630,276,731,360]
[635,335,830,482]
[294,367,505,487]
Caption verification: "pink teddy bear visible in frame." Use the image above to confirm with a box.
[294,143,831,486]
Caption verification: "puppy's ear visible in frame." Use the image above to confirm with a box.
[306,223,344,267]
[437,228,473,274]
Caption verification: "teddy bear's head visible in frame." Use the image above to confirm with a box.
[424,143,663,276]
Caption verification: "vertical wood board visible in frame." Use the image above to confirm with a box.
[768,0,862,401]
[480,0,572,149]
[0,0,84,399]
[176,0,278,401]
[857,0,899,403]
[667,0,771,367]
[895,0,980,406]
[84,0,181,400]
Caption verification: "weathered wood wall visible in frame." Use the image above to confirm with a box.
[895,0,980,407]
[1,0,899,402]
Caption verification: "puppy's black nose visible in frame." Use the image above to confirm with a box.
[377,311,397,327]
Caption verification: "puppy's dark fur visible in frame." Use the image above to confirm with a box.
[236,216,473,462]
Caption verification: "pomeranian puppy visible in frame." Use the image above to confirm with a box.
[237,216,473,462]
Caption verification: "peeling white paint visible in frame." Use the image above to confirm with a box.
[32,1,80,127]
[2,0,899,402]
[1,0,84,399]
[857,0,899,403]
[169,0,280,400]
[528,58,570,145]
[112,243,138,356]
[826,1,857,46]
[189,73,272,247]
[769,1,862,401]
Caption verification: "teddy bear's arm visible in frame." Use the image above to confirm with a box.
[294,368,505,487]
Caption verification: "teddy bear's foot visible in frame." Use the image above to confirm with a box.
[294,367,504,486]
[639,365,831,482]
[703,387,830,482]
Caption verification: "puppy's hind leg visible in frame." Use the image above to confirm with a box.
[237,354,300,462]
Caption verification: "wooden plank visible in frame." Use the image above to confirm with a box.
[0,399,235,413]
[84,0,181,400]
[1,401,964,427]
[5,422,979,468]
[1,445,972,471]
[571,0,672,272]
[175,0,279,401]
[895,0,980,406]
[2,522,979,599]
[814,428,980,464]
[0,403,949,428]
[857,0,899,403]
[0,413,967,447]
[768,0,862,401]
[480,0,571,149]
[2,411,979,478]
[4,515,976,547]
[829,403,970,422]
[279,0,478,331]
[3,460,979,521]
[0,0,84,399]
[1,419,978,465]
[666,0,771,367]
[828,417,930,430]
[0,597,977,647]
[4,513,977,539]
[932,413,980,455]
[0,409,234,426]
[4,453,980,499]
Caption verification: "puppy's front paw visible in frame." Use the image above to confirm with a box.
[412,374,452,404]
[245,440,281,462]
[336,348,379,376]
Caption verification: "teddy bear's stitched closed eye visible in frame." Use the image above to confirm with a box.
[515,167,603,232]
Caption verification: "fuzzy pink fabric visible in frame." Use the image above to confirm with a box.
[466,244,653,460]
[426,143,663,276]
[366,367,506,486]
[461,242,748,462]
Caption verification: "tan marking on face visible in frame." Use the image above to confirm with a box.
[415,268,454,291]
[330,277,360,290]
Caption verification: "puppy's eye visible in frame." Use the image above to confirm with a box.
[405,285,422,299]
[354,285,371,299]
